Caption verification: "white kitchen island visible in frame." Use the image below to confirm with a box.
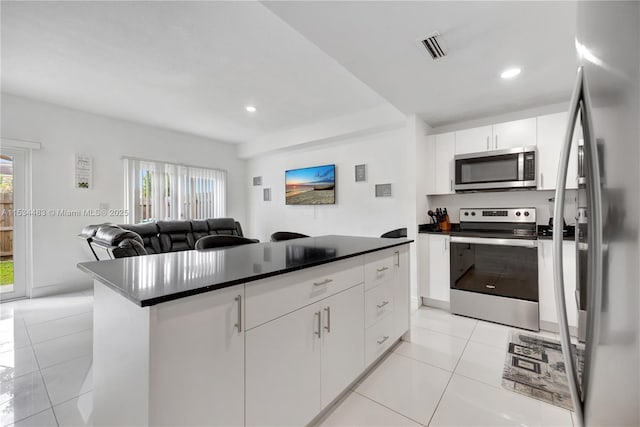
[78,235,411,426]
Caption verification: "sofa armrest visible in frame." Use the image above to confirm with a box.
[112,239,148,258]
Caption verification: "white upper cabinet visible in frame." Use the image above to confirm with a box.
[454,119,536,155]
[492,118,537,150]
[454,125,493,155]
[537,112,579,190]
[433,132,455,195]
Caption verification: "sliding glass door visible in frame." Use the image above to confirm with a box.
[0,148,27,301]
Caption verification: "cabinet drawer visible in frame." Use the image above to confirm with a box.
[365,315,396,366]
[245,257,364,330]
[364,248,399,291]
[364,281,394,328]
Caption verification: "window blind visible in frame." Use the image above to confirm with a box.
[124,158,226,223]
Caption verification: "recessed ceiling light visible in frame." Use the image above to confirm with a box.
[500,68,521,79]
[245,105,257,113]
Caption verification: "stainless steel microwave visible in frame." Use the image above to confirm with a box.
[454,146,537,192]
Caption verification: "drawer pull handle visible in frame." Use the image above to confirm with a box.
[314,311,322,337]
[234,295,242,333]
[376,266,389,273]
[377,301,389,309]
[485,284,496,289]
[313,278,333,287]
[377,335,390,345]
[324,306,331,333]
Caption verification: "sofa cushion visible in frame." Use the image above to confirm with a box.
[157,221,193,252]
[207,218,240,236]
[190,220,210,242]
[121,223,161,254]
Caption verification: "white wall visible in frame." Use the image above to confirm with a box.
[1,93,246,296]
[246,127,410,242]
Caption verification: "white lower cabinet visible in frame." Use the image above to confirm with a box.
[538,239,578,329]
[245,300,322,426]
[93,282,245,427]
[421,233,451,303]
[245,283,365,426]
[150,286,245,426]
[364,245,410,365]
[393,246,410,339]
[321,285,365,406]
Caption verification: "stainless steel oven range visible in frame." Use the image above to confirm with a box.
[449,208,539,331]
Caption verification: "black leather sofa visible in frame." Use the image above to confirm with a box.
[79,218,254,260]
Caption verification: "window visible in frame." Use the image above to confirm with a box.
[124,158,226,223]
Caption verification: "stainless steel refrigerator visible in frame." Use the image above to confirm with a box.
[553,2,639,426]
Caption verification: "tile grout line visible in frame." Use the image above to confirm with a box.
[353,390,426,426]
[423,320,479,427]
[391,351,459,376]
[22,320,61,427]
[23,308,93,329]
[29,325,93,347]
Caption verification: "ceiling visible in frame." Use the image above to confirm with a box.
[1,1,387,143]
[2,1,579,144]
[264,1,578,127]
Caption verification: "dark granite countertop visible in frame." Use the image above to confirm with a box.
[78,235,412,307]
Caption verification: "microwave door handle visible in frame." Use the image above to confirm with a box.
[517,153,525,181]
[553,65,587,426]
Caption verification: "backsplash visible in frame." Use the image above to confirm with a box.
[427,189,578,225]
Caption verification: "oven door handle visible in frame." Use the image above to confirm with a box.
[450,236,537,248]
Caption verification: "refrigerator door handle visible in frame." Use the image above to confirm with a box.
[553,65,586,427]
[580,63,604,424]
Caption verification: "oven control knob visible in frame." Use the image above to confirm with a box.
[524,211,530,217]
[464,212,469,216]
[516,211,521,217]
[471,212,476,216]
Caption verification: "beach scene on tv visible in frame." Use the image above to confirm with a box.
[285,164,335,205]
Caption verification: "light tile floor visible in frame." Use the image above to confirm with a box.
[0,291,575,426]
[0,291,93,427]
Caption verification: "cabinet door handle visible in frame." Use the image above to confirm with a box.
[444,237,449,251]
[314,311,322,337]
[234,295,242,333]
[540,172,544,188]
[313,278,333,286]
[450,179,453,192]
[395,250,400,267]
[377,335,390,345]
[494,134,498,149]
[324,306,331,333]
[486,136,490,150]
[377,300,389,309]
[376,266,389,273]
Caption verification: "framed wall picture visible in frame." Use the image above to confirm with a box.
[355,164,367,182]
[75,153,92,189]
[375,183,392,197]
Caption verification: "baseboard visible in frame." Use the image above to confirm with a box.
[420,296,450,311]
[540,320,578,338]
[30,280,92,298]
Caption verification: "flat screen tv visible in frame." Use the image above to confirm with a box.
[285,164,335,205]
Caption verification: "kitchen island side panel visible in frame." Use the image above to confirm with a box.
[93,281,151,426]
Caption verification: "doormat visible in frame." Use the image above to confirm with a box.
[501,331,584,411]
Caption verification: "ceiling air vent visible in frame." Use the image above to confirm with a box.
[421,31,447,60]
